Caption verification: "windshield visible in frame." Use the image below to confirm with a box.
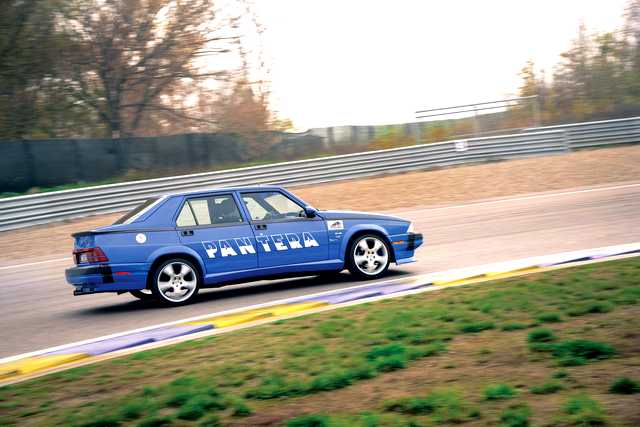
[113,197,161,225]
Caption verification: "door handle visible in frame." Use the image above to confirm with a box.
[254,224,267,230]
[180,230,194,236]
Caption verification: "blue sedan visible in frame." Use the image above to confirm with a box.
[66,186,423,305]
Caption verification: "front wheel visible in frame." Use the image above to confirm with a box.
[150,258,200,306]
[347,234,391,280]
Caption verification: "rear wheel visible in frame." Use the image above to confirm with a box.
[347,234,391,280]
[150,258,200,306]
[130,289,154,300]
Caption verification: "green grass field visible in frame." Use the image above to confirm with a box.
[1,257,639,426]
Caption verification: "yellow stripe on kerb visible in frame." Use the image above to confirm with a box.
[186,311,273,328]
[483,266,542,279]
[259,302,327,316]
[185,302,328,328]
[433,274,485,287]
[0,353,89,379]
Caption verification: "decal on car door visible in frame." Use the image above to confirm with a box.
[201,232,320,258]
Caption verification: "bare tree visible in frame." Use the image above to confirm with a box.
[58,0,236,137]
[0,0,70,138]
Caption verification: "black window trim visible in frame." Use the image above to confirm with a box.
[174,193,247,229]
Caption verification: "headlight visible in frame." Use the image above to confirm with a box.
[406,222,414,233]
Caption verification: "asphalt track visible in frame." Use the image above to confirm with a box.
[1,182,639,358]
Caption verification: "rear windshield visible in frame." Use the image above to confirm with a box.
[113,197,161,225]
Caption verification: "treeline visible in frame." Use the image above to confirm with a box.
[376,1,640,147]
[0,0,285,144]
[516,0,640,125]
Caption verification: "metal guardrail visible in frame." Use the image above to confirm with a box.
[1,116,639,231]
[523,116,640,149]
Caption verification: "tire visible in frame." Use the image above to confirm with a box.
[150,258,201,306]
[346,234,391,280]
[130,289,154,300]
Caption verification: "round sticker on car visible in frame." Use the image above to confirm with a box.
[136,233,147,244]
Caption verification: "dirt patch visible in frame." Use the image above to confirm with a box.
[231,306,640,427]
[2,145,639,264]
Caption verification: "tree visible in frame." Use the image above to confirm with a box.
[623,0,640,98]
[518,60,540,98]
[515,6,640,126]
[57,0,235,137]
[0,0,81,138]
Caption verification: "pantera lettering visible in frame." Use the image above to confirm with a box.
[202,232,319,258]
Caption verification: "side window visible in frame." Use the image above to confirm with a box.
[189,199,211,225]
[209,196,244,224]
[242,192,305,221]
[242,197,269,221]
[176,195,243,226]
[176,204,196,227]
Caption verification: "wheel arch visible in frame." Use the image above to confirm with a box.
[342,226,396,263]
[145,247,205,289]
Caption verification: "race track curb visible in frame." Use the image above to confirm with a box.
[2,242,639,387]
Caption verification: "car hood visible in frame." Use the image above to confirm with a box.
[318,210,408,222]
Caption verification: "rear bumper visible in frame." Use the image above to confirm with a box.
[391,232,424,264]
[65,263,148,295]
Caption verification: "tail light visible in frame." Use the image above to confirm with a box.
[73,247,108,264]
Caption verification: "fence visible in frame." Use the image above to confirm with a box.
[0,132,324,193]
[1,115,640,231]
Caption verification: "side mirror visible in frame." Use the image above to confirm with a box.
[304,206,319,218]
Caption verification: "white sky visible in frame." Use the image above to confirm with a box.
[248,0,628,129]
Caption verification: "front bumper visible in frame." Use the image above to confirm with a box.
[391,232,424,264]
[407,232,423,250]
[65,263,148,295]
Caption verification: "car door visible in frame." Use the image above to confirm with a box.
[176,193,258,278]
[240,191,329,268]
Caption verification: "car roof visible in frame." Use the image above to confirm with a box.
[162,184,285,199]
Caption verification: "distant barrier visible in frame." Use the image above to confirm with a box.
[0,132,324,193]
[1,116,640,231]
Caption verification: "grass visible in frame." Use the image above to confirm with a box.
[0,257,639,426]
[552,339,616,366]
[459,321,495,333]
[138,415,172,427]
[536,312,563,323]
[384,388,480,423]
[484,384,517,400]
[501,322,528,331]
[287,414,330,427]
[567,301,614,316]
[530,381,564,395]
[527,326,616,366]
[609,377,640,394]
[137,416,172,427]
[527,328,557,343]
[563,394,606,425]
[500,404,531,427]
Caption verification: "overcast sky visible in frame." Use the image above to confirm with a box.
[249,0,628,129]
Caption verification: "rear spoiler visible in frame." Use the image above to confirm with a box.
[71,230,97,238]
